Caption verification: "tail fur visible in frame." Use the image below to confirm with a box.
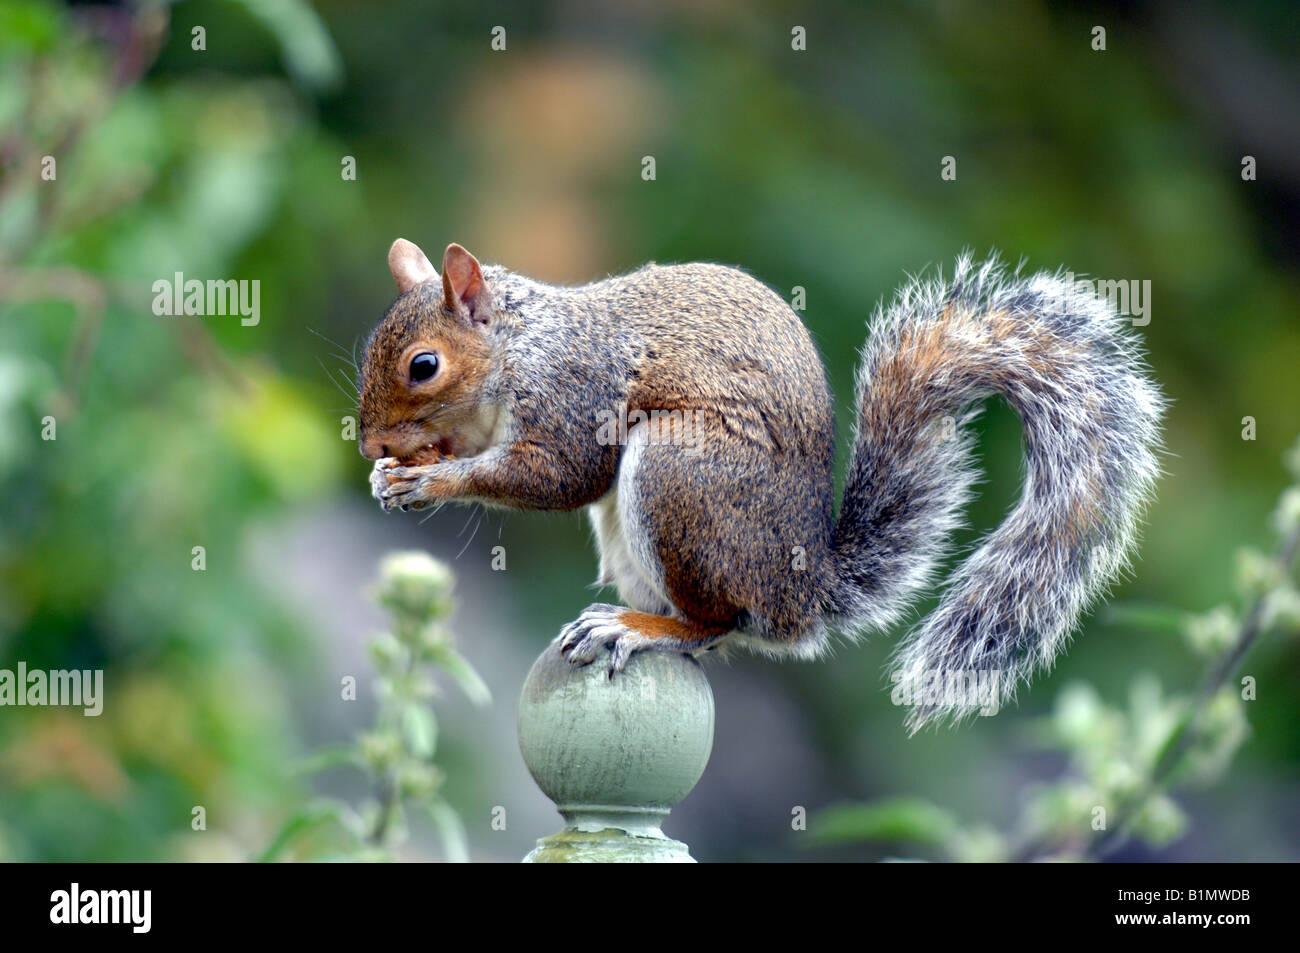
[830,254,1165,730]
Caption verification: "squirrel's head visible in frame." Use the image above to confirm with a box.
[358,239,502,464]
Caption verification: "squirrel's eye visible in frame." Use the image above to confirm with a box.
[408,352,439,383]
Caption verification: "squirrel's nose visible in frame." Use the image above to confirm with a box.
[360,434,389,460]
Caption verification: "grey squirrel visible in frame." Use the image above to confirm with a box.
[358,239,1164,729]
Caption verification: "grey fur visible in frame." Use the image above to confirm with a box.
[832,254,1165,730]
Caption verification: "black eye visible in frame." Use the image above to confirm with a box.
[408,352,439,383]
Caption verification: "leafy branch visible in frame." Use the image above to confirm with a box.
[259,552,490,862]
[808,435,1300,862]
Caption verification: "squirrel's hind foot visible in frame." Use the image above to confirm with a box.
[557,604,649,677]
[557,604,728,678]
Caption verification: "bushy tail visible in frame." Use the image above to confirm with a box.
[829,255,1164,730]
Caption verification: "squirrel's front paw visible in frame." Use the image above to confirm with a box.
[557,604,655,677]
[370,458,438,513]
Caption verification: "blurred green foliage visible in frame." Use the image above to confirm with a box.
[0,0,349,860]
[0,0,1296,861]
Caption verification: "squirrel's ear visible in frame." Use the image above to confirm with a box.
[442,243,490,324]
[388,239,439,294]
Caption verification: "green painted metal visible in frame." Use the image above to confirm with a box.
[517,639,715,862]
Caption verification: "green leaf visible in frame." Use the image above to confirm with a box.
[1130,795,1188,847]
[1147,701,1195,779]
[256,799,353,863]
[292,744,362,777]
[1128,676,1186,773]
[424,799,470,863]
[807,798,959,848]
[1102,602,1189,633]
[428,644,492,707]
[1182,689,1251,785]
[232,0,344,93]
[401,704,437,759]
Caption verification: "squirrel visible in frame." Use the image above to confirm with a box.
[358,239,1164,728]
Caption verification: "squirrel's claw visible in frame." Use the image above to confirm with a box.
[557,603,653,677]
[557,603,624,665]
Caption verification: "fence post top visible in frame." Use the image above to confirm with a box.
[517,638,715,862]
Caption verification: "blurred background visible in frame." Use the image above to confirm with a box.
[0,0,1296,862]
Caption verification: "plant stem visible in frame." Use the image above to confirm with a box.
[1008,520,1299,862]
[367,638,422,848]
[1083,521,1300,861]
[368,775,397,847]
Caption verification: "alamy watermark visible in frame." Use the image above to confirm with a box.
[596,402,703,455]
[152,272,260,326]
[1063,271,1151,326]
[891,668,1001,717]
[0,662,103,716]
[50,883,150,933]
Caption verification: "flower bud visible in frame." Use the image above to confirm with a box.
[1284,437,1300,482]
[1235,547,1282,599]
[369,632,404,672]
[374,551,454,625]
[1133,795,1186,846]
[1262,586,1300,633]
[1183,606,1237,657]
[358,731,401,772]
[1273,487,1300,536]
[398,763,444,800]
[1185,689,1250,784]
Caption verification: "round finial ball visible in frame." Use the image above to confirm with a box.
[518,640,715,815]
